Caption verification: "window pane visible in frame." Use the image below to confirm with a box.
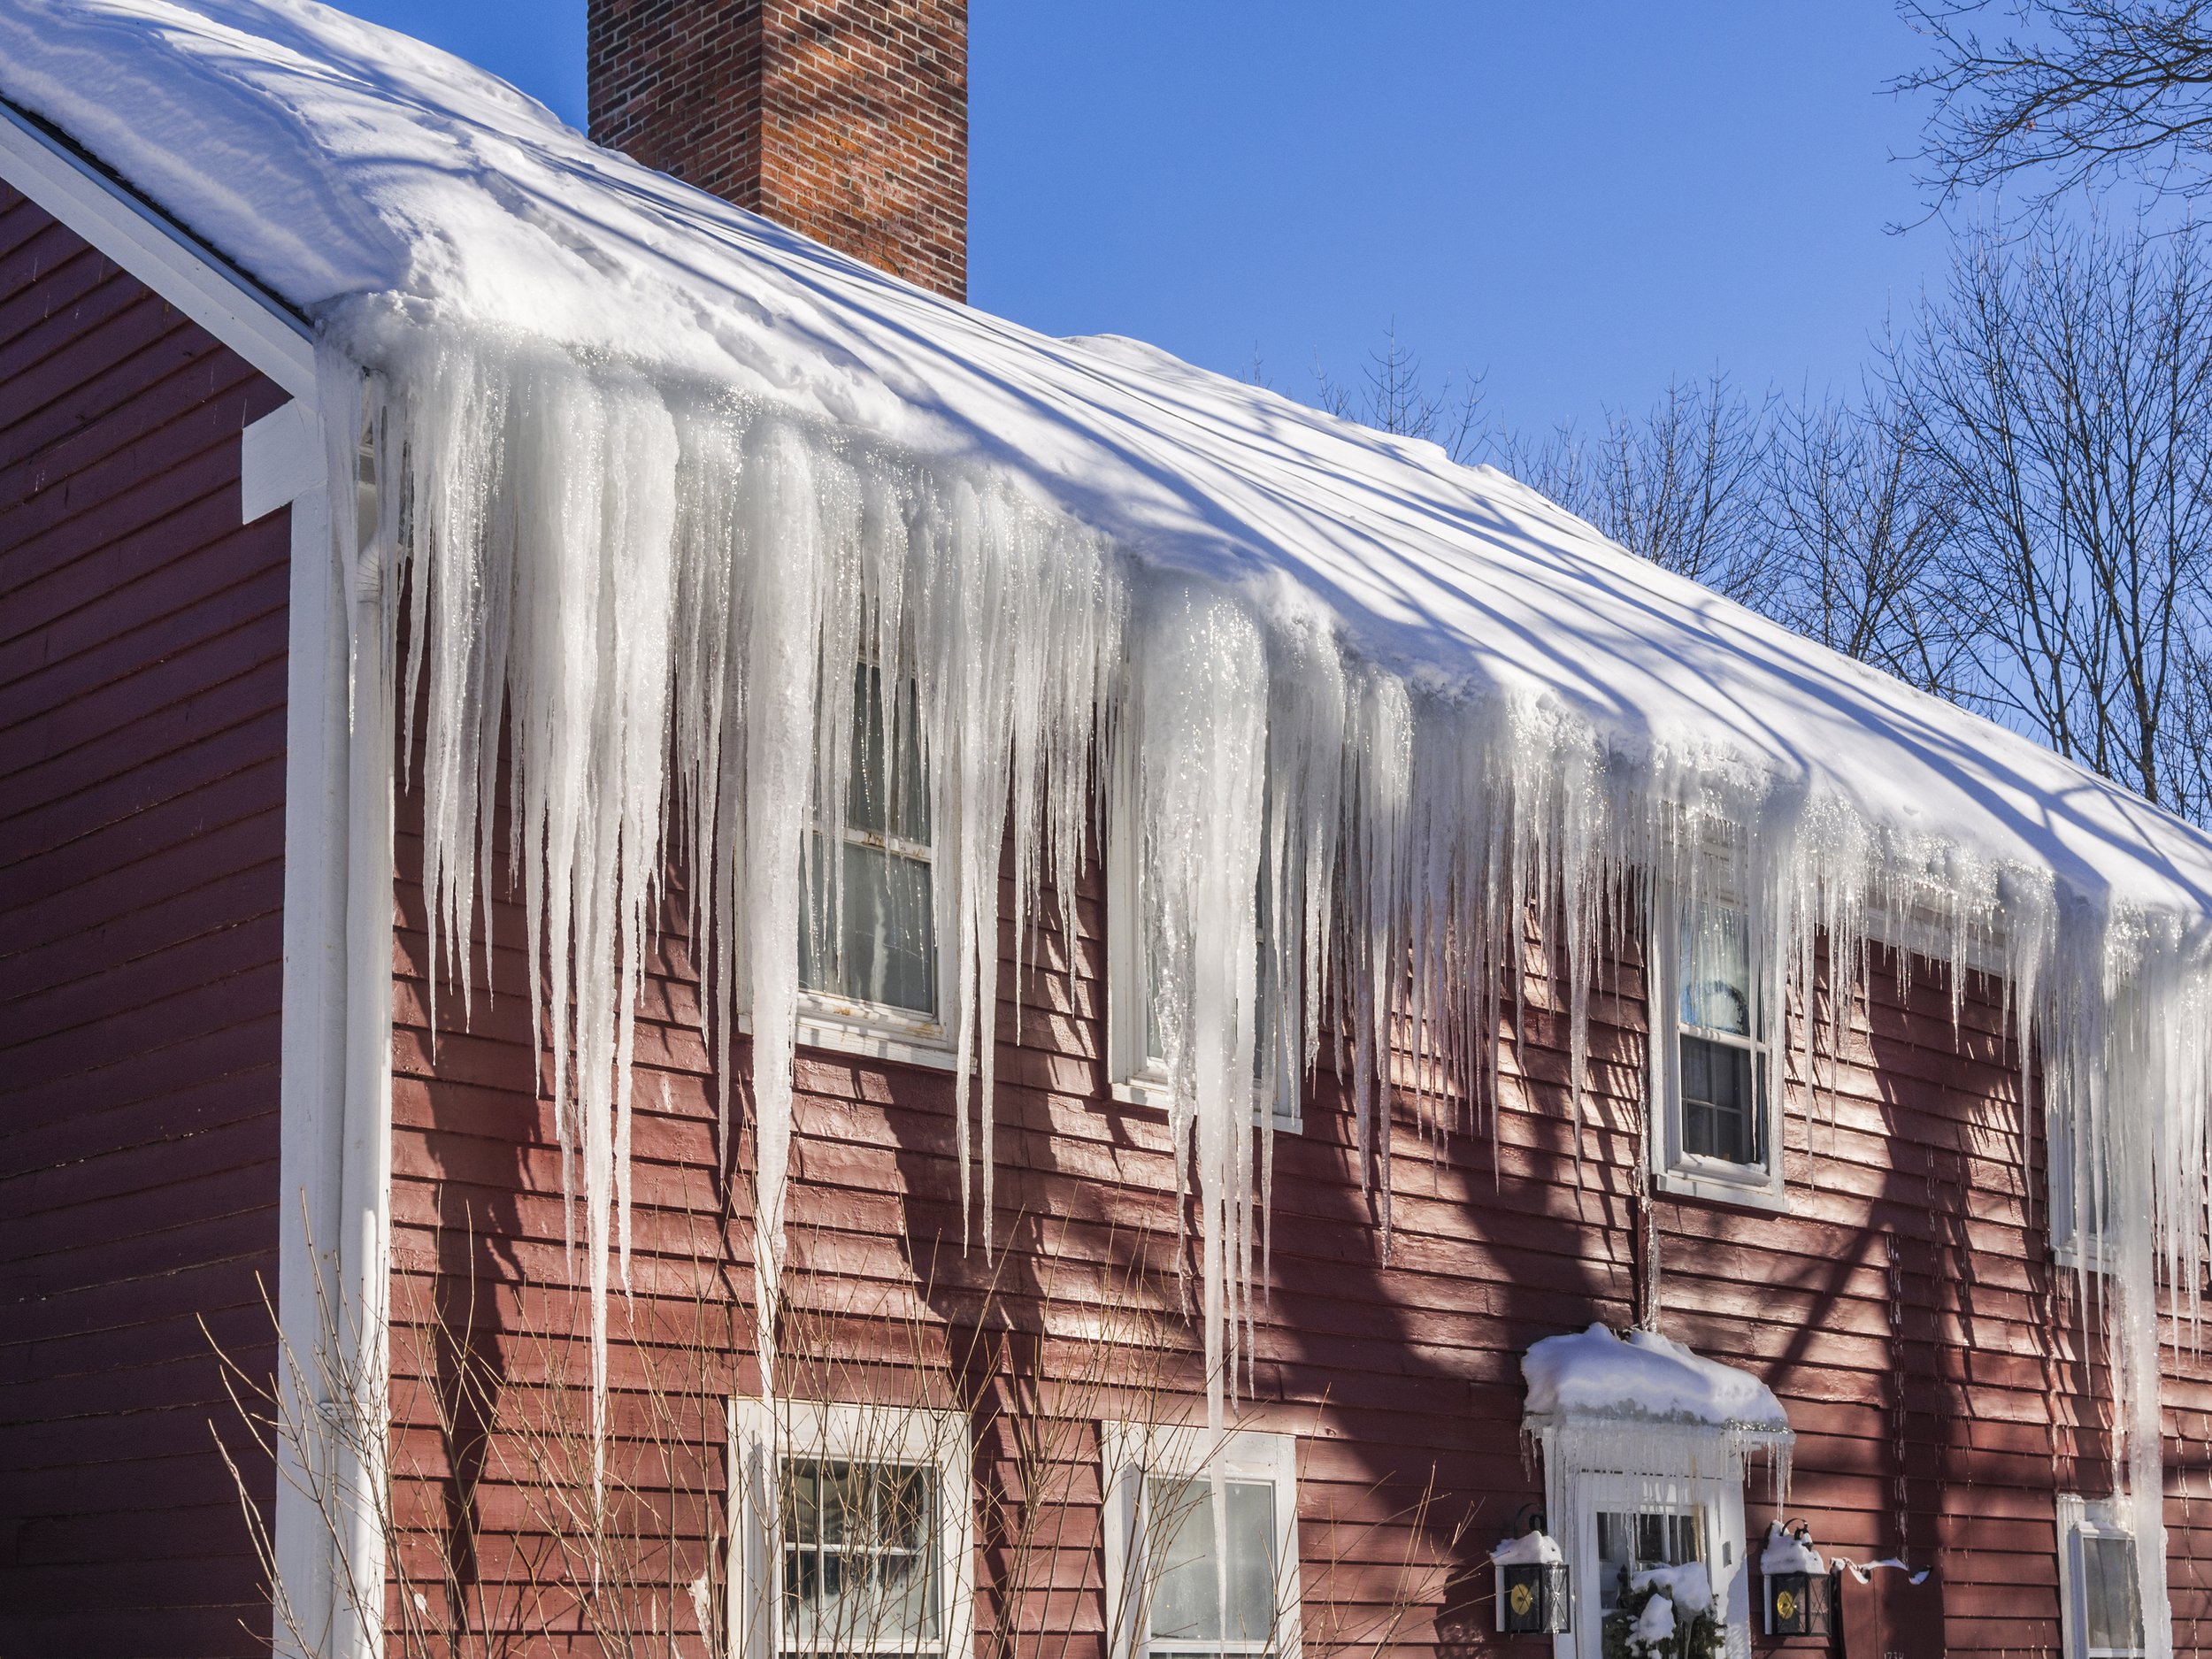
[1678,903,1752,1036]
[786,1461,821,1543]
[2076,1122,2121,1248]
[1225,1480,1277,1643]
[1145,1477,1279,1648]
[872,1466,940,1645]
[1147,1478,1222,1646]
[802,839,937,1016]
[1595,1509,1700,1614]
[845,663,930,844]
[1680,1036,1761,1166]
[781,1457,940,1655]
[2082,1534,2143,1651]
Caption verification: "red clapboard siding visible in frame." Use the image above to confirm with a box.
[0,182,291,1658]
[383,763,2212,1656]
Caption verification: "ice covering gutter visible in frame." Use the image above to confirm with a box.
[1,3,2208,909]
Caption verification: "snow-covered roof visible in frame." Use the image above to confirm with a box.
[1523,1323,1789,1434]
[6,0,2212,923]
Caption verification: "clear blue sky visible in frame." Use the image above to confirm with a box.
[339,1,1953,434]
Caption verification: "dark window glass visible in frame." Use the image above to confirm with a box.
[1674,900,1765,1171]
[1680,1036,1764,1166]
[802,837,936,1015]
[1595,1509,1701,1614]
[2081,1532,2144,1654]
[781,1457,940,1656]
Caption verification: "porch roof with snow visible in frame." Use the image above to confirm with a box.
[1522,1324,1791,1439]
[6,0,2212,933]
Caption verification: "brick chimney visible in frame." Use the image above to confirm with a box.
[587,1,966,301]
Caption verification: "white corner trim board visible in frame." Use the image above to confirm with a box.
[244,396,350,1659]
[246,393,391,1659]
[0,97,315,398]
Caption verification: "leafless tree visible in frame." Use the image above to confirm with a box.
[1759,388,1974,698]
[1317,220,2212,826]
[1896,0,2212,208]
[1312,325,1488,465]
[1892,218,2212,817]
[216,1214,1479,1658]
[1493,373,1775,603]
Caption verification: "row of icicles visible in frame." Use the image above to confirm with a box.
[336,331,2206,1655]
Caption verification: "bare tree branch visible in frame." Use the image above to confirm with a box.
[1893,217,2212,815]
[1761,387,1976,698]
[1896,0,2212,208]
[1312,325,1489,465]
[1487,373,1776,603]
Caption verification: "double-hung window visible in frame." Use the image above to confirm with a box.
[730,1399,974,1659]
[1102,1424,1301,1659]
[1651,891,1781,1205]
[2058,1495,2147,1659]
[796,663,949,1063]
[2047,1110,2119,1269]
[1104,805,1302,1132]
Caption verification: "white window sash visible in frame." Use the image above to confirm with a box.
[2056,1494,2148,1659]
[738,663,960,1068]
[1647,880,1786,1208]
[1100,1422,1302,1659]
[728,1398,976,1659]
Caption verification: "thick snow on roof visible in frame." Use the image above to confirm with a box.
[1523,1324,1789,1432]
[6,0,2212,918]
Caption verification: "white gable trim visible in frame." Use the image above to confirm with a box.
[0,98,316,398]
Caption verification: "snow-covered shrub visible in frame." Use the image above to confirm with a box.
[1601,1563,1723,1659]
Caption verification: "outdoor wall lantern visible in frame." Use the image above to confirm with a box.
[1761,1518,1833,1637]
[1492,1508,1571,1635]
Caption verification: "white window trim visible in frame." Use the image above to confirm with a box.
[740,667,962,1071]
[2057,1494,2147,1659]
[794,987,959,1073]
[1535,1440,1751,1659]
[802,772,953,1058]
[1647,883,1786,1212]
[728,1397,976,1659]
[2047,1110,2115,1273]
[1100,1421,1302,1659]
[740,995,961,1075]
[1104,789,1168,1110]
[1104,787,1302,1133]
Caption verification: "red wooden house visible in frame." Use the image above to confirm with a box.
[4,4,2208,1659]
